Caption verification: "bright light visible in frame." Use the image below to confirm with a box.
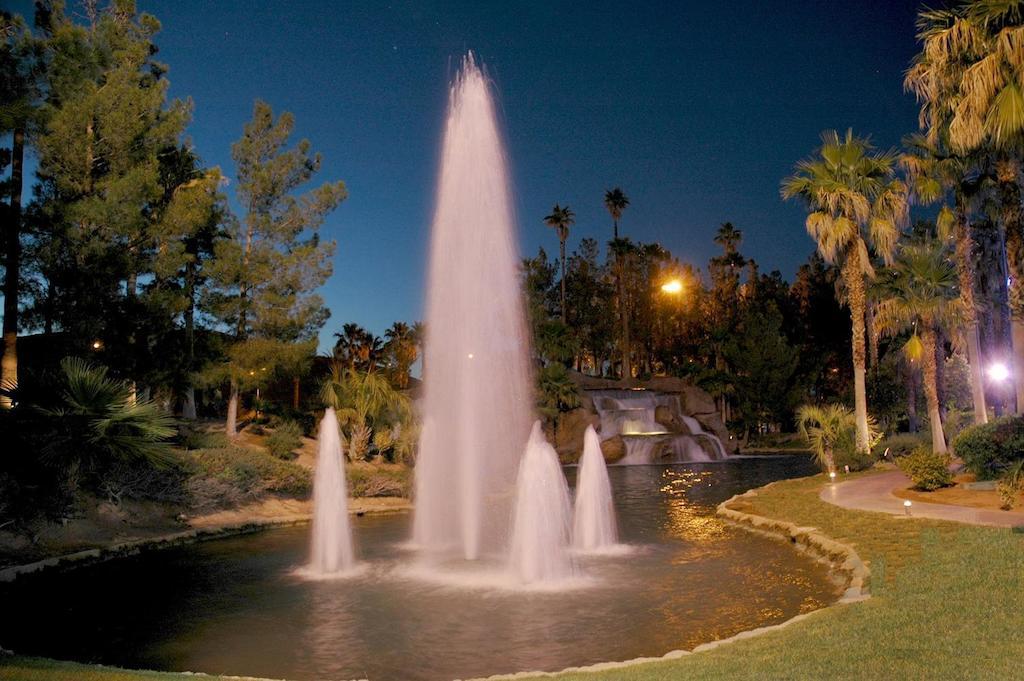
[988,362,1010,382]
[661,279,683,294]
[829,471,836,481]
[467,353,474,359]
[91,340,102,350]
[904,499,912,516]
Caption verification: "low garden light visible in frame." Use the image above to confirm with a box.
[91,339,103,350]
[904,499,912,516]
[988,362,1010,383]
[829,471,836,482]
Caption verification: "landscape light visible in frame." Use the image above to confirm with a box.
[91,340,102,350]
[988,362,1010,382]
[904,499,912,516]
[660,279,683,294]
[829,471,836,482]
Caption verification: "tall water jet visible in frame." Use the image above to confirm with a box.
[509,421,576,584]
[412,55,534,560]
[309,408,355,574]
[573,426,618,551]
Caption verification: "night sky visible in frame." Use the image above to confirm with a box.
[12,1,925,350]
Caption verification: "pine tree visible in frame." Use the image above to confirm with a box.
[0,11,44,406]
[208,100,346,436]
[30,1,189,390]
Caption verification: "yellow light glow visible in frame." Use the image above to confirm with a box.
[467,353,474,359]
[91,340,102,350]
[661,279,683,294]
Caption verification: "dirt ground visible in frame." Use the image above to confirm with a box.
[892,472,1023,511]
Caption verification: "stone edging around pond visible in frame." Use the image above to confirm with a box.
[0,502,412,584]
[464,477,871,681]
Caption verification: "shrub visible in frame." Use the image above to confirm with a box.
[187,445,312,511]
[951,416,1024,480]
[997,460,1024,510]
[179,427,230,451]
[266,421,304,459]
[875,432,930,459]
[897,445,953,491]
[347,465,411,498]
[796,404,879,472]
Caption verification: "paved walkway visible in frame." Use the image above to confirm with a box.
[820,470,1024,528]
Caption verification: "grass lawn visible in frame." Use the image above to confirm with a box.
[3,472,1022,681]
[528,473,1024,680]
[0,656,253,680]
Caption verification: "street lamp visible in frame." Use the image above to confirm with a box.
[660,279,683,294]
[988,362,1010,383]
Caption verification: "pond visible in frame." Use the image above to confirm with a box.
[1,457,837,681]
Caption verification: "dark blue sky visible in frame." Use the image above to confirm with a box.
[14,1,925,350]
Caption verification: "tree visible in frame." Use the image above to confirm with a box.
[543,203,575,323]
[0,11,43,407]
[724,303,800,435]
[874,238,962,453]
[29,1,190,391]
[796,404,862,474]
[333,322,383,373]
[901,134,991,424]
[604,187,629,239]
[384,321,418,388]
[604,187,632,381]
[782,130,908,454]
[207,100,346,437]
[320,362,411,461]
[907,1,1024,411]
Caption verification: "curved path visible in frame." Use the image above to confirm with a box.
[821,470,1024,528]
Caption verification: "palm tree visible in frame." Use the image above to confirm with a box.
[907,2,1024,411]
[874,238,962,453]
[782,130,908,454]
[796,404,865,475]
[333,323,383,372]
[604,188,630,239]
[604,188,632,381]
[544,204,576,324]
[384,321,418,389]
[902,133,991,424]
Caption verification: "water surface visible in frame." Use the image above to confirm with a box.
[1,457,836,681]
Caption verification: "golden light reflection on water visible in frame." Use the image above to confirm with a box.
[660,469,729,543]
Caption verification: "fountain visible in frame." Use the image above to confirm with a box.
[573,426,618,551]
[308,408,356,575]
[509,421,576,583]
[412,54,534,561]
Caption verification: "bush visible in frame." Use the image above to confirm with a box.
[347,465,411,498]
[186,445,312,511]
[833,427,876,472]
[875,432,930,459]
[266,421,304,459]
[951,416,1024,480]
[179,427,230,451]
[897,445,953,491]
[997,460,1024,510]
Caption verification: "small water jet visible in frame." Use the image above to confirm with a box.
[509,421,576,584]
[308,407,355,574]
[573,426,618,551]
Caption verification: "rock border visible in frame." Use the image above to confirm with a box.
[0,501,411,584]
[463,477,870,681]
